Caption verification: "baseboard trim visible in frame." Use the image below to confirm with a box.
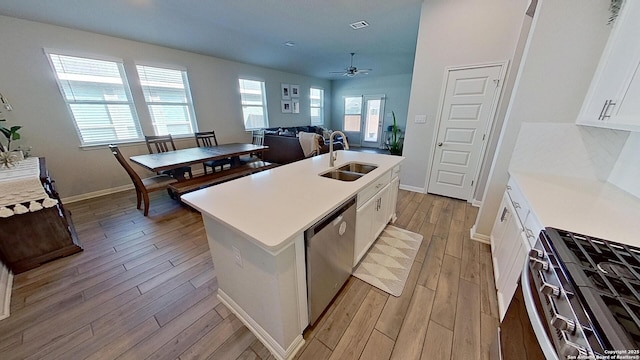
[470,224,491,244]
[471,199,482,208]
[62,184,134,204]
[218,290,305,360]
[399,184,424,193]
[0,265,13,321]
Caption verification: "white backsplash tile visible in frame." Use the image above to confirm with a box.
[510,123,629,181]
[608,132,640,198]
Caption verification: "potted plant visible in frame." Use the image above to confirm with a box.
[388,111,403,155]
[0,118,21,152]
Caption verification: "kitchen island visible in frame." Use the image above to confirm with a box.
[182,150,404,360]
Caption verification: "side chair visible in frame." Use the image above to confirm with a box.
[194,131,232,174]
[145,134,193,179]
[109,145,177,216]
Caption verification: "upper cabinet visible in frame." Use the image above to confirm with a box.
[577,1,640,132]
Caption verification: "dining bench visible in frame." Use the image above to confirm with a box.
[169,161,279,197]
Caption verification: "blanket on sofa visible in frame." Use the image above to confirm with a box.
[298,132,322,157]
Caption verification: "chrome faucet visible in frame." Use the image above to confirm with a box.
[329,131,349,167]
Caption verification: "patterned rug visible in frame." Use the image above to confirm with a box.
[353,225,423,297]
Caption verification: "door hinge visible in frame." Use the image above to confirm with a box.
[482,134,486,141]
[493,79,500,87]
[471,180,474,186]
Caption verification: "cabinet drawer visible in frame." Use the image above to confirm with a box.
[506,177,529,225]
[357,170,391,207]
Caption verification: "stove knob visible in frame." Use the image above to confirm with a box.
[540,282,560,297]
[551,314,576,333]
[560,341,586,358]
[528,248,544,259]
[529,257,549,271]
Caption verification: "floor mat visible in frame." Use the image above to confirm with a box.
[352,225,423,297]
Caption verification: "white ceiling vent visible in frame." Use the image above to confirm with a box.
[349,20,369,30]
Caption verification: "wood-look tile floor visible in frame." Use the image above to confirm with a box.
[0,189,499,360]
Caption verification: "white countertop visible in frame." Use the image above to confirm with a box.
[510,172,640,248]
[182,151,404,252]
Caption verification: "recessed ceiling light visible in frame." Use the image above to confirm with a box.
[349,21,369,30]
[283,41,296,47]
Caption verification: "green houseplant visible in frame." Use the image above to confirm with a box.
[388,111,403,156]
[0,118,21,152]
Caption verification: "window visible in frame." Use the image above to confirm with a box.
[238,79,268,130]
[310,88,324,125]
[136,65,197,136]
[47,52,142,145]
[343,96,362,132]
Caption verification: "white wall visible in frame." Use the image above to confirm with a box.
[473,0,612,237]
[402,0,529,192]
[330,74,412,146]
[0,15,330,198]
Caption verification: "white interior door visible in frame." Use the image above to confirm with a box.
[361,95,385,148]
[427,64,504,200]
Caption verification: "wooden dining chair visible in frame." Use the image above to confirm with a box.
[144,134,193,179]
[109,145,177,216]
[240,129,265,164]
[194,131,232,174]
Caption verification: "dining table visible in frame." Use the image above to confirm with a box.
[129,143,268,179]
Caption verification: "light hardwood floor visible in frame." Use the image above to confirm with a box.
[0,189,499,360]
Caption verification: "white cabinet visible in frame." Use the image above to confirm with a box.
[387,175,400,223]
[490,177,541,320]
[354,168,396,267]
[577,0,640,132]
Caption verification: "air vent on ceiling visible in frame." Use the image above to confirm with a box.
[349,21,369,30]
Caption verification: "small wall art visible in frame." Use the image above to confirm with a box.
[281,100,292,113]
[290,85,300,98]
[281,83,290,99]
[292,99,300,114]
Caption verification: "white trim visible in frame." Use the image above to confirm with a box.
[425,61,509,201]
[217,290,305,360]
[0,265,13,321]
[470,224,491,244]
[399,184,424,193]
[294,236,309,331]
[471,199,482,208]
[62,184,134,204]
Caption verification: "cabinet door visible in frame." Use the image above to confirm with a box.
[387,176,400,223]
[354,196,376,267]
[373,184,391,241]
[577,0,640,131]
[490,193,512,255]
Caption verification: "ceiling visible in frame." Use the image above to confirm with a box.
[0,0,423,80]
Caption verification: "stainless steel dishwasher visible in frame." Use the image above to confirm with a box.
[305,197,356,325]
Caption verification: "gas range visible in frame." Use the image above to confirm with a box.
[530,228,640,358]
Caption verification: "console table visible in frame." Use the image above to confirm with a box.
[0,158,82,274]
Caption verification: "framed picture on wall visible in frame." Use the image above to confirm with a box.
[281,83,290,99]
[292,99,300,113]
[291,85,300,98]
[281,100,292,113]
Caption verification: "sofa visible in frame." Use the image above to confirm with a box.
[261,126,344,164]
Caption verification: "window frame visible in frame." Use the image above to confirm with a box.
[310,87,324,126]
[135,63,198,136]
[343,96,363,132]
[45,49,144,146]
[238,78,269,130]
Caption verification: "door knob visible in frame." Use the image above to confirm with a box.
[437,142,443,147]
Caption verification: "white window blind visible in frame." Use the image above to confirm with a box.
[47,53,142,145]
[136,65,197,136]
[238,79,268,130]
[310,87,324,126]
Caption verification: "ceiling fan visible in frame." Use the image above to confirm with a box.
[330,52,371,77]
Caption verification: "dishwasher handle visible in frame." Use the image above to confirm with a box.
[305,197,356,239]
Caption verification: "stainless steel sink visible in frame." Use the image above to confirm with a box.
[337,162,378,175]
[319,170,363,182]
